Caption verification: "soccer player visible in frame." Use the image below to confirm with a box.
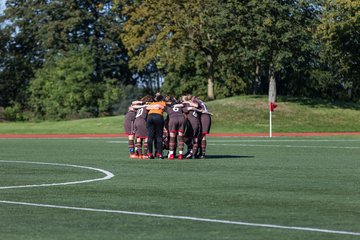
[181,95,201,159]
[133,95,153,159]
[124,100,142,158]
[146,94,166,159]
[165,96,186,160]
[193,96,212,158]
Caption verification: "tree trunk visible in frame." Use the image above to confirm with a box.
[268,63,276,103]
[253,64,260,95]
[207,54,215,100]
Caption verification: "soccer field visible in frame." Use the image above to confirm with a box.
[0,136,359,240]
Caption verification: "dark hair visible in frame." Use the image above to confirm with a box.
[164,95,174,102]
[141,95,154,103]
[155,95,164,102]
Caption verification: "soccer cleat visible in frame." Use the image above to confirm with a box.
[168,154,174,160]
[130,153,138,159]
[148,153,154,159]
[141,155,149,159]
[156,152,164,159]
[198,155,206,159]
[185,153,193,159]
[178,154,183,160]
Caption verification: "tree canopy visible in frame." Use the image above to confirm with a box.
[0,0,359,120]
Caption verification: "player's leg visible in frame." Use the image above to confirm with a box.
[184,121,193,158]
[199,133,207,159]
[128,134,136,157]
[154,114,164,159]
[146,115,155,159]
[135,137,143,158]
[142,138,149,159]
[177,131,185,160]
[168,131,176,159]
[199,115,211,158]
[191,121,201,158]
[177,118,186,160]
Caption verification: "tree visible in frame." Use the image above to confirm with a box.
[121,0,245,99]
[317,0,360,100]
[1,0,135,118]
[28,46,98,119]
[237,0,319,99]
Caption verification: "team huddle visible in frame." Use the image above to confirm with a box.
[124,94,212,160]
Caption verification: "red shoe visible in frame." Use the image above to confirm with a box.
[148,153,154,159]
[156,152,164,159]
[168,154,174,160]
[178,154,183,160]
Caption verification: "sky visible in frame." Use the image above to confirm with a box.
[0,0,5,15]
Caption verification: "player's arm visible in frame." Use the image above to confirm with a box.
[132,100,144,105]
[132,104,149,109]
[146,104,164,110]
[173,103,184,108]
[185,106,202,112]
[201,110,213,115]
[182,101,198,108]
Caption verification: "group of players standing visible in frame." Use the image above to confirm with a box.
[124,93,212,160]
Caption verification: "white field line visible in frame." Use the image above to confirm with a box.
[1,160,360,236]
[0,200,359,236]
[207,143,360,149]
[0,160,114,189]
[209,139,360,142]
[109,141,360,149]
[108,139,360,150]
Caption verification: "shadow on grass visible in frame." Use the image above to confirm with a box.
[205,155,255,159]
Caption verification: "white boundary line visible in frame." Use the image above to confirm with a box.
[109,141,360,149]
[0,200,359,236]
[208,139,360,142]
[207,143,360,149]
[0,160,114,189]
[1,160,360,236]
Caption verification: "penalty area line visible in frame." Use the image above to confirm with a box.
[0,200,359,236]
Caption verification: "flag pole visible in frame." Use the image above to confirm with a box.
[268,64,276,138]
[269,107,272,138]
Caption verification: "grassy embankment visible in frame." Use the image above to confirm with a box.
[0,95,359,134]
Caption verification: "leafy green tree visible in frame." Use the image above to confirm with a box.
[0,1,38,108]
[1,0,135,118]
[121,0,246,99]
[121,0,320,100]
[28,46,99,119]
[237,0,319,99]
[317,0,360,101]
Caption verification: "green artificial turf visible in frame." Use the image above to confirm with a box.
[0,136,359,240]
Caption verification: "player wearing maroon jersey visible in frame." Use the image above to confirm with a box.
[165,96,186,160]
[133,95,153,159]
[182,95,201,159]
[124,100,143,158]
[193,96,212,158]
